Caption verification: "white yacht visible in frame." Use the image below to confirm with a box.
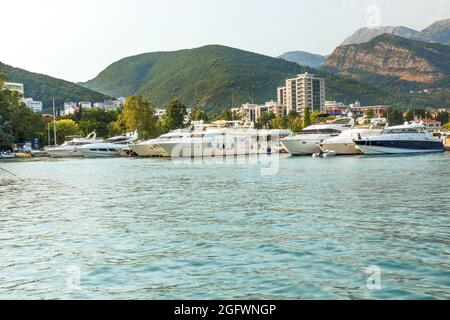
[281,117,354,156]
[45,131,103,158]
[158,121,290,158]
[321,118,387,155]
[354,122,445,155]
[129,130,192,157]
[78,131,139,158]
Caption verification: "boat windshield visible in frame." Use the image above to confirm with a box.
[105,137,130,143]
[384,128,421,134]
[300,128,342,135]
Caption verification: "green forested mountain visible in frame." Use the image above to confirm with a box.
[81,45,405,113]
[0,62,110,111]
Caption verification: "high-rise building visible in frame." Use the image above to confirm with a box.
[277,87,286,107]
[278,73,326,116]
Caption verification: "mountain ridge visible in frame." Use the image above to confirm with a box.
[341,18,450,46]
[0,61,110,111]
[81,44,402,113]
[277,51,327,68]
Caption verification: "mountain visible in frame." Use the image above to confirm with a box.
[0,62,110,111]
[81,45,399,113]
[342,26,420,45]
[278,51,327,68]
[341,18,450,45]
[323,34,450,106]
[420,19,450,45]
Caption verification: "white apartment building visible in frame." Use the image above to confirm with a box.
[23,98,43,113]
[279,73,326,115]
[232,103,258,123]
[2,82,24,95]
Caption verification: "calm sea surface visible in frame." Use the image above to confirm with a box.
[0,153,449,300]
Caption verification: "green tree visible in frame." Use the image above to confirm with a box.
[219,108,233,121]
[303,107,312,128]
[256,112,276,129]
[288,116,303,132]
[0,73,45,147]
[366,108,375,118]
[190,107,208,122]
[436,111,449,125]
[54,119,82,144]
[443,123,450,130]
[163,99,187,130]
[310,111,323,124]
[116,96,161,139]
[384,109,404,126]
[404,109,415,122]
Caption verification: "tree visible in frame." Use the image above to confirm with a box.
[256,112,276,129]
[303,107,312,128]
[0,73,45,147]
[219,108,233,121]
[162,99,187,130]
[190,107,208,122]
[0,115,13,149]
[54,119,82,144]
[116,96,161,139]
[404,109,415,122]
[443,123,450,130]
[384,109,404,126]
[436,111,449,125]
[366,108,375,118]
[288,116,303,132]
[310,111,323,124]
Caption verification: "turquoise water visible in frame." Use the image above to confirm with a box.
[0,154,449,300]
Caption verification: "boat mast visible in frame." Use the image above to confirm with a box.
[52,99,57,145]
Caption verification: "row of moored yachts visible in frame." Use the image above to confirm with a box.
[43,117,449,159]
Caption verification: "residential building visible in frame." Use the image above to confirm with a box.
[284,78,297,114]
[23,98,43,113]
[277,87,286,107]
[255,101,286,120]
[325,101,347,115]
[280,73,325,115]
[232,103,258,123]
[2,82,24,95]
[415,119,441,132]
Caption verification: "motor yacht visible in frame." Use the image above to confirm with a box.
[158,121,290,158]
[354,122,445,155]
[45,131,103,158]
[129,130,192,157]
[281,117,354,156]
[78,131,139,158]
[321,118,387,155]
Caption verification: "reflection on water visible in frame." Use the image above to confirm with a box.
[0,154,449,299]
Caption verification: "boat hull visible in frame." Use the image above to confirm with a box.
[355,140,445,155]
[46,149,83,158]
[281,139,322,156]
[130,143,168,157]
[320,142,362,155]
[78,148,121,158]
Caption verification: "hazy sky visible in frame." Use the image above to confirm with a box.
[1,0,449,82]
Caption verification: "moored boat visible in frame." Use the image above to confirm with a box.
[281,117,354,156]
[354,122,445,155]
[45,131,103,158]
[321,118,387,155]
[78,131,138,158]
